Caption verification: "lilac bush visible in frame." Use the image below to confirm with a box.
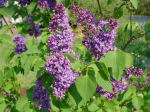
[0,1,148,112]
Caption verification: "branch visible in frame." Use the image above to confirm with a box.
[96,0,103,18]
[2,16,13,34]
[130,5,133,38]
[122,4,133,50]
[122,34,145,50]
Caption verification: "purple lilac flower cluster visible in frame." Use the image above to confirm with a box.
[38,0,56,9]
[68,5,94,26]
[44,54,78,99]
[18,0,33,6]
[125,65,143,78]
[33,75,50,110]
[26,16,41,38]
[18,0,56,9]
[96,66,143,100]
[96,77,128,100]
[13,34,27,54]
[69,5,118,60]
[48,3,75,55]
[0,0,7,7]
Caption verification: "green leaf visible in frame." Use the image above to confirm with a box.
[145,32,150,41]
[121,106,130,112]
[0,34,12,43]
[63,53,82,71]
[4,67,14,78]
[0,98,7,112]
[65,8,71,17]
[1,46,13,63]
[89,62,113,93]
[1,25,9,34]
[114,4,123,19]
[0,71,4,87]
[106,0,112,5]
[62,0,70,7]
[75,68,97,102]
[16,97,31,112]
[130,0,138,9]
[57,0,63,3]
[27,1,37,14]
[50,98,60,112]
[0,5,16,16]
[41,32,49,44]
[34,59,45,73]
[25,40,41,54]
[122,85,136,102]
[68,84,82,107]
[23,55,36,76]
[88,101,99,112]
[17,72,35,88]
[63,53,76,63]
[100,50,133,81]
[132,96,144,110]
[4,81,13,93]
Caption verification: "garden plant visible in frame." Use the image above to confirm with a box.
[0,0,150,112]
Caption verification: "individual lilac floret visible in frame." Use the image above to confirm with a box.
[18,0,33,6]
[69,5,118,60]
[44,54,79,99]
[26,16,41,38]
[38,0,56,9]
[33,75,50,110]
[48,3,75,55]
[13,34,27,54]
[0,0,7,7]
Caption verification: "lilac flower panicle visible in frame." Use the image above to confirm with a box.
[38,0,56,9]
[0,0,7,7]
[44,54,79,99]
[97,66,143,100]
[96,77,128,100]
[26,16,41,38]
[18,0,33,6]
[26,16,33,25]
[13,34,27,54]
[68,5,94,25]
[48,3,75,55]
[69,5,118,60]
[125,66,143,78]
[33,75,50,110]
